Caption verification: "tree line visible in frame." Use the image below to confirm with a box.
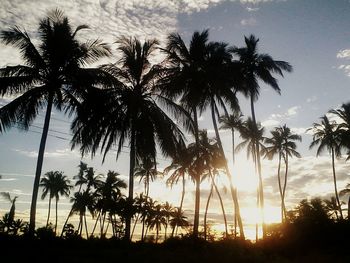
[0,9,349,241]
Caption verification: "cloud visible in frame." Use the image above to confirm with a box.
[261,119,280,127]
[261,105,301,128]
[13,148,79,158]
[306,96,317,103]
[240,17,257,26]
[286,106,300,116]
[337,49,350,59]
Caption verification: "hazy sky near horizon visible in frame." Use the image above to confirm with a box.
[0,0,350,235]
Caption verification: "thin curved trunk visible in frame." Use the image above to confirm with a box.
[60,208,73,237]
[84,214,89,239]
[282,154,288,222]
[276,154,283,222]
[29,93,53,234]
[211,101,245,239]
[347,196,350,220]
[193,107,201,238]
[131,214,139,240]
[331,147,343,219]
[91,211,101,236]
[125,128,136,240]
[46,197,52,227]
[204,183,214,240]
[141,217,146,241]
[231,128,237,237]
[55,197,58,234]
[250,97,266,238]
[256,186,259,242]
[175,175,186,236]
[210,172,228,237]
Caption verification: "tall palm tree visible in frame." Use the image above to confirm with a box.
[236,117,265,240]
[263,125,301,222]
[309,115,343,219]
[0,10,111,233]
[339,183,350,219]
[71,37,189,240]
[219,111,243,235]
[162,30,244,238]
[232,35,292,237]
[40,171,72,234]
[147,203,167,243]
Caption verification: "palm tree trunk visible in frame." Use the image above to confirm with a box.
[231,128,238,238]
[176,176,186,236]
[91,210,101,236]
[331,147,343,219]
[276,154,283,222]
[204,183,214,240]
[171,223,176,237]
[192,107,201,238]
[282,154,288,222]
[55,197,58,234]
[211,101,245,239]
[84,214,89,239]
[210,172,228,237]
[131,214,139,240]
[29,93,53,234]
[347,196,350,220]
[46,197,52,227]
[60,208,73,237]
[250,97,266,238]
[125,128,136,240]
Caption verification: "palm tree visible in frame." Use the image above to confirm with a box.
[95,170,126,236]
[232,35,292,237]
[147,203,167,243]
[339,184,350,219]
[236,117,265,240]
[134,156,162,197]
[0,192,18,226]
[40,171,72,234]
[170,208,189,237]
[162,30,244,238]
[162,201,174,239]
[71,37,189,240]
[324,196,341,220]
[70,190,96,238]
[263,125,301,222]
[330,103,350,159]
[219,111,243,235]
[309,115,343,219]
[0,10,111,233]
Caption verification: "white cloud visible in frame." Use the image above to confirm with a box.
[261,119,280,127]
[13,148,79,158]
[290,127,308,135]
[337,49,350,59]
[306,96,317,103]
[286,106,300,116]
[240,17,257,26]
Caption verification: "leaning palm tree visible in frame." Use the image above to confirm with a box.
[339,184,350,219]
[309,115,343,219]
[40,171,72,234]
[0,10,112,233]
[71,37,190,240]
[232,35,292,237]
[0,192,18,225]
[263,125,301,222]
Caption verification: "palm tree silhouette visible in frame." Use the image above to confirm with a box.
[71,36,188,240]
[40,171,72,234]
[264,125,301,222]
[330,103,350,159]
[170,208,189,237]
[339,184,350,219]
[219,111,243,235]
[309,115,343,219]
[324,196,342,220]
[0,192,18,228]
[134,157,162,198]
[236,117,265,240]
[162,30,244,238]
[147,203,167,243]
[162,201,174,240]
[232,35,292,237]
[0,10,111,233]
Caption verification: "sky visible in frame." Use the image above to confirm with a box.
[1,0,350,238]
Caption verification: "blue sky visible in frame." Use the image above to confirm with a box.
[0,0,350,236]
